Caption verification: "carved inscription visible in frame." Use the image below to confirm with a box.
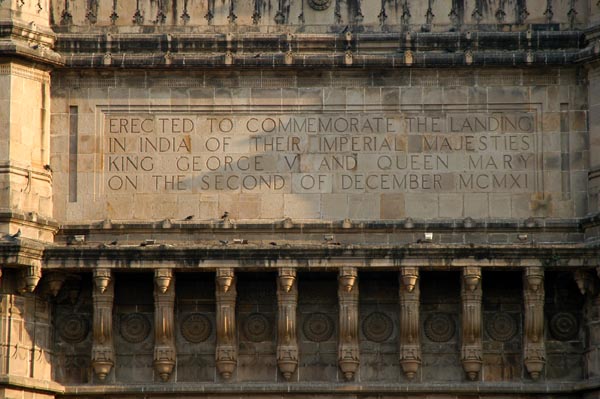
[103,112,537,194]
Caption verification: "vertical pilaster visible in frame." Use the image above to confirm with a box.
[461,266,482,381]
[587,65,600,214]
[399,267,420,380]
[215,268,237,380]
[153,269,175,382]
[338,267,359,381]
[524,267,545,380]
[92,269,114,380]
[277,268,298,380]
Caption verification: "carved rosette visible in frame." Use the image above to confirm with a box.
[338,267,359,381]
[216,268,237,379]
[524,267,545,380]
[399,267,421,379]
[92,268,114,380]
[277,268,298,380]
[461,266,482,381]
[154,269,175,382]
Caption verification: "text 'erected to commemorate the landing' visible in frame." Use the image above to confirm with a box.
[102,113,538,194]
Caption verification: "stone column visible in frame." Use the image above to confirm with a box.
[153,269,176,382]
[523,266,545,380]
[215,268,237,380]
[461,266,482,380]
[338,267,359,381]
[399,267,421,380]
[277,268,298,380]
[92,269,114,380]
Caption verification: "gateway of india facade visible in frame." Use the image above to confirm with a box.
[2,0,600,398]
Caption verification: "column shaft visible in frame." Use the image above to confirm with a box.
[215,268,237,379]
[524,266,545,380]
[338,267,359,381]
[153,269,176,381]
[277,268,298,380]
[461,266,482,380]
[92,268,114,381]
[399,267,421,380]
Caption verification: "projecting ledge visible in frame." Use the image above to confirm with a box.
[61,381,597,396]
[0,374,65,394]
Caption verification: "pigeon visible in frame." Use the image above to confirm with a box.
[221,212,229,219]
[269,242,277,246]
[11,229,21,239]
[43,164,52,172]
[184,215,193,220]
[219,240,229,245]
[109,240,118,245]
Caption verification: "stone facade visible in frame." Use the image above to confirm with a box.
[1,0,600,399]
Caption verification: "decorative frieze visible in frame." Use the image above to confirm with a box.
[154,269,175,381]
[277,268,298,380]
[338,267,359,381]
[216,268,237,379]
[523,267,545,380]
[461,266,482,381]
[399,267,420,379]
[92,268,114,380]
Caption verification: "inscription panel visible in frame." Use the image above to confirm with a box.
[101,111,538,197]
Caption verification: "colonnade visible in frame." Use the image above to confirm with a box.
[89,267,546,382]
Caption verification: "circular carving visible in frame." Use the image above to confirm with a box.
[120,313,151,343]
[424,313,455,342]
[243,313,272,342]
[486,312,518,342]
[303,312,334,342]
[363,312,393,342]
[550,312,579,341]
[58,315,89,343]
[181,313,212,343]
[308,0,331,10]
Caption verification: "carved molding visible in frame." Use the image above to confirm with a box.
[524,267,545,380]
[399,267,420,379]
[216,268,237,379]
[461,266,482,381]
[92,268,114,380]
[154,269,175,382]
[277,268,298,380]
[338,267,359,381]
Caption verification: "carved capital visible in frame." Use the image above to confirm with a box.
[339,267,357,293]
[463,266,481,292]
[155,269,173,294]
[21,264,42,293]
[400,267,419,293]
[574,269,596,296]
[216,268,235,293]
[44,271,67,297]
[278,268,296,293]
[94,268,111,294]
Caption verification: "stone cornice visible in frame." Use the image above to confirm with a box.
[57,379,600,396]
[0,20,63,66]
[52,30,596,69]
